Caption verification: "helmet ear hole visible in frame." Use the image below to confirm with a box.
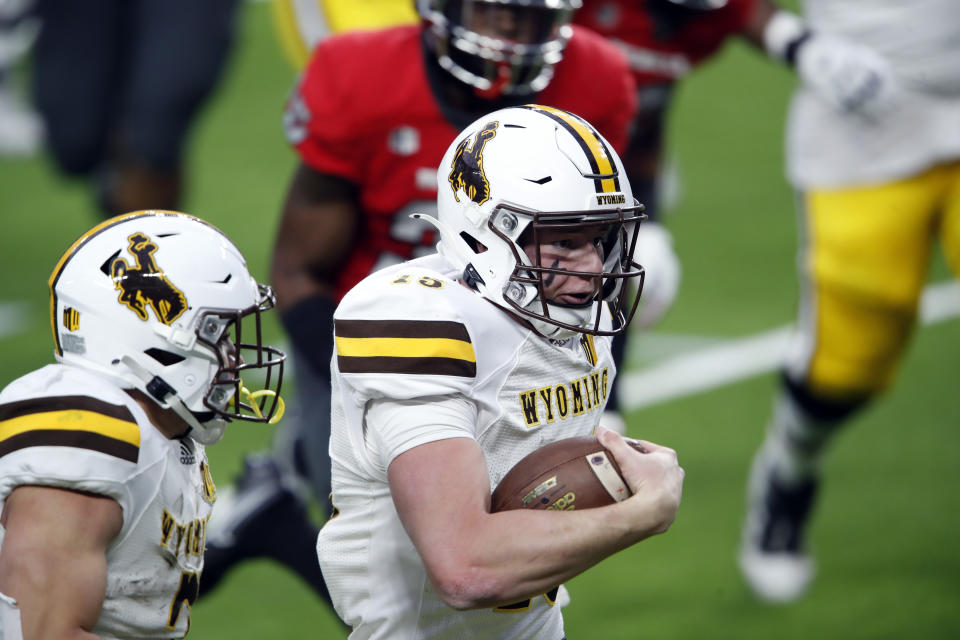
[459,231,485,254]
[144,348,187,366]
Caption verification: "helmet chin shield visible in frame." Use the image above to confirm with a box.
[419,0,581,96]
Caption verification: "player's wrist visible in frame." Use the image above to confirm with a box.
[763,10,813,67]
[280,293,337,375]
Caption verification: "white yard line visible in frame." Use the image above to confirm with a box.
[620,280,960,411]
[2,281,956,407]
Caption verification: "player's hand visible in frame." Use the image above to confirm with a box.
[598,426,684,535]
[632,222,681,329]
[796,34,899,120]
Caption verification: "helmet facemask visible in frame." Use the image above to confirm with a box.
[478,203,645,338]
[419,0,581,96]
[194,283,285,426]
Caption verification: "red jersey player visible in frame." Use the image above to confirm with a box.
[281,22,636,301]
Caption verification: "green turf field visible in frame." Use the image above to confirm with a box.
[1,2,958,638]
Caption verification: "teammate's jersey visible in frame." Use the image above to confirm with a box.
[573,0,757,85]
[786,0,960,187]
[319,253,616,639]
[283,24,636,301]
[0,365,215,639]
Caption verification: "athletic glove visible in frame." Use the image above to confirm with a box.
[796,34,898,119]
[764,10,899,120]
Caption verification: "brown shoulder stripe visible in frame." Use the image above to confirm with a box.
[337,355,476,377]
[0,395,136,423]
[0,430,139,463]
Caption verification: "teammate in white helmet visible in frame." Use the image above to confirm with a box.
[0,210,285,639]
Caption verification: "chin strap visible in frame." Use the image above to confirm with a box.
[118,355,225,444]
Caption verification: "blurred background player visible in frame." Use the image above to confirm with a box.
[320,103,682,638]
[739,0,960,603]
[573,0,900,430]
[201,0,638,604]
[0,211,284,639]
[30,0,239,218]
[0,0,41,155]
[270,0,417,69]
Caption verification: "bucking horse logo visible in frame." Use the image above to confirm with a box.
[448,120,499,205]
[110,232,187,325]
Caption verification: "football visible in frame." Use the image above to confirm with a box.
[490,435,647,512]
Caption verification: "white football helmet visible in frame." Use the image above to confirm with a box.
[49,210,285,444]
[418,0,581,96]
[418,104,646,339]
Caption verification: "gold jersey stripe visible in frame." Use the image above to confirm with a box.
[0,409,141,448]
[521,104,619,194]
[336,336,476,362]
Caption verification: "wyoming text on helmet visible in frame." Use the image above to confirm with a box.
[49,210,285,444]
[417,104,646,340]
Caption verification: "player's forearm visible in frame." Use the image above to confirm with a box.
[270,205,347,312]
[0,574,107,640]
[271,165,361,311]
[434,499,665,609]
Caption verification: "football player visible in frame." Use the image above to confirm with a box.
[0,0,42,156]
[739,0,960,603]
[0,211,285,638]
[574,0,898,424]
[320,104,684,638]
[31,0,239,218]
[201,0,639,602]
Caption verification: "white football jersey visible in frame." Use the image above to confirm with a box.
[319,253,616,640]
[0,365,216,639]
[787,0,960,188]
